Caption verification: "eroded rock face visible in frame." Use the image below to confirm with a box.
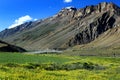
[68,12,116,46]
[67,2,119,47]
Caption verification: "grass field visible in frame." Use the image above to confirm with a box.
[65,48,120,57]
[0,52,120,80]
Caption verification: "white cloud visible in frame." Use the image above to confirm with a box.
[8,15,33,29]
[34,19,38,21]
[64,0,72,3]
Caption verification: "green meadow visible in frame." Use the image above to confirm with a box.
[0,52,120,80]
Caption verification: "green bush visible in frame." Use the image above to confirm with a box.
[4,63,20,67]
[83,62,94,70]
[24,63,41,69]
[44,62,103,71]
[0,66,9,71]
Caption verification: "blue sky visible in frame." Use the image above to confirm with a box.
[0,0,120,31]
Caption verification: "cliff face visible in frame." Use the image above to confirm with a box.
[64,2,120,47]
[0,2,120,50]
[68,11,116,46]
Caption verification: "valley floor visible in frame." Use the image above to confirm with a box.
[0,52,120,80]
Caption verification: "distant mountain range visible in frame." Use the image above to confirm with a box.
[0,2,120,50]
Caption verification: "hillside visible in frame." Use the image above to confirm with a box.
[0,40,26,52]
[0,2,120,50]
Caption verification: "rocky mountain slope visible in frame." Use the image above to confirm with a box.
[0,2,120,50]
[0,20,42,38]
[0,40,26,52]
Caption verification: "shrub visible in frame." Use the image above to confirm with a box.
[0,66,9,71]
[4,63,20,67]
[24,63,40,69]
[83,62,94,70]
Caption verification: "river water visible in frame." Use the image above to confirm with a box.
[26,49,62,54]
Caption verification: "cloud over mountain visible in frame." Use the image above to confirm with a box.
[8,15,33,29]
[64,0,72,3]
